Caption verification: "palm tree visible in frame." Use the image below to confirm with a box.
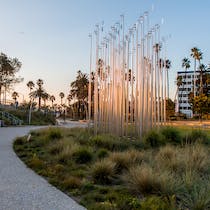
[154,43,162,125]
[37,79,44,88]
[42,92,49,107]
[198,63,206,95]
[182,58,190,77]
[165,59,171,99]
[27,81,35,93]
[175,75,183,113]
[30,79,46,109]
[59,92,65,105]
[49,95,55,107]
[12,91,19,103]
[163,59,171,123]
[191,47,202,96]
[181,57,190,98]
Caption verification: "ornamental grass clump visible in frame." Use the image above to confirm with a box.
[47,128,62,140]
[91,159,116,184]
[56,142,80,164]
[155,145,185,173]
[184,144,209,173]
[143,130,164,147]
[89,135,129,151]
[109,149,144,173]
[125,163,178,197]
[161,126,182,145]
[72,147,93,164]
[185,129,209,144]
[62,176,82,190]
[181,182,210,210]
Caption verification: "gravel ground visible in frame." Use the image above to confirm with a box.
[0,126,86,210]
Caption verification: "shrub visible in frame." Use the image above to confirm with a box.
[155,145,184,173]
[47,128,62,140]
[181,183,210,210]
[28,155,44,169]
[97,149,109,159]
[15,137,25,145]
[91,160,116,184]
[54,164,65,173]
[184,144,209,173]
[125,164,161,195]
[161,127,182,145]
[90,135,129,151]
[125,164,178,196]
[143,130,164,147]
[48,140,65,155]
[56,142,79,163]
[140,196,175,210]
[72,147,93,164]
[62,176,82,190]
[109,150,144,173]
[185,129,209,144]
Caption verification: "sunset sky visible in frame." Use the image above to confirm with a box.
[1,0,210,103]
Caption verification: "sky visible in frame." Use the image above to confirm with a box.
[0,0,210,103]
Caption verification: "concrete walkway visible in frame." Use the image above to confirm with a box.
[0,126,85,210]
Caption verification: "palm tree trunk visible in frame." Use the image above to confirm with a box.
[0,85,2,104]
[194,59,196,97]
[38,97,41,109]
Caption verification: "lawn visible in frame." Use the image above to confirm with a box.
[14,126,210,210]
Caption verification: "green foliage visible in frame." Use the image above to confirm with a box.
[14,136,25,145]
[13,127,210,210]
[91,160,116,184]
[1,108,56,125]
[48,141,65,155]
[143,130,164,147]
[97,149,109,159]
[0,53,22,97]
[161,127,182,144]
[56,141,79,164]
[72,148,93,164]
[181,183,210,210]
[109,150,144,173]
[90,135,129,151]
[185,129,209,144]
[28,155,44,170]
[140,196,175,210]
[47,128,62,140]
[62,176,82,190]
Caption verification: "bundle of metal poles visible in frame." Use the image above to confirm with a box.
[88,12,169,137]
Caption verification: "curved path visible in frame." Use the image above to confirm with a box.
[0,126,85,210]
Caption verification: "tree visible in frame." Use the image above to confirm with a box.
[175,75,183,113]
[27,81,35,93]
[49,95,55,107]
[42,92,49,107]
[12,91,19,103]
[166,98,175,120]
[198,63,206,94]
[182,57,190,87]
[30,79,47,109]
[189,93,209,120]
[69,70,89,119]
[0,53,22,104]
[191,47,202,96]
[59,92,65,105]
[165,59,171,99]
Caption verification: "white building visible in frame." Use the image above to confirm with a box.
[177,70,200,118]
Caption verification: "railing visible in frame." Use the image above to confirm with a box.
[0,111,23,126]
